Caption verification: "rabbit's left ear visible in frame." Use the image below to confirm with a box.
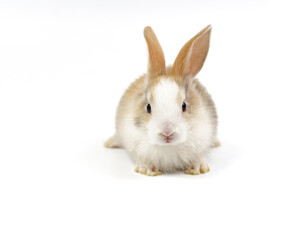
[144,26,166,77]
[171,25,212,79]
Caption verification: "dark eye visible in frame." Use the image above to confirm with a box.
[147,103,151,113]
[182,102,186,112]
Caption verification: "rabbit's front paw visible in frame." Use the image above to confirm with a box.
[185,168,200,175]
[135,165,162,176]
[185,163,210,175]
[199,164,210,173]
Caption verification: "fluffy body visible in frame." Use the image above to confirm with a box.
[105,25,218,175]
[113,76,217,173]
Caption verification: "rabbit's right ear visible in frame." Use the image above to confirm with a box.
[144,26,166,77]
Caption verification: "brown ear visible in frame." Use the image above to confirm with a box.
[171,25,212,79]
[144,26,166,77]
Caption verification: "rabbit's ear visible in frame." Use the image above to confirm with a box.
[144,26,166,77]
[171,25,212,79]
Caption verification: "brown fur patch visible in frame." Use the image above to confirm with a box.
[134,97,151,128]
[116,75,146,129]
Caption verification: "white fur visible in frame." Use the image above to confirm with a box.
[117,77,216,172]
[147,78,187,146]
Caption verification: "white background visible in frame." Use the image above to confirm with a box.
[1,0,303,239]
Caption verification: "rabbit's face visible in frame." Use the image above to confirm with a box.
[145,77,188,146]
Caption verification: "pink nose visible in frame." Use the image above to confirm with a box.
[160,132,174,138]
[161,122,175,137]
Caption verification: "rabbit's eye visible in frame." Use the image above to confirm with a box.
[147,103,151,113]
[182,102,186,112]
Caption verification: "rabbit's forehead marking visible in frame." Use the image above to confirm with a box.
[151,78,184,107]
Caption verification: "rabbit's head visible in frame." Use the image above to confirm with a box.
[136,26,212,146]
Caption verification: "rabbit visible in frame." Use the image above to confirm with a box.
[105,25,218,176]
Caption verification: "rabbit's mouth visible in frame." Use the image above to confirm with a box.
[159,132,174,143]
[155,132,186,146]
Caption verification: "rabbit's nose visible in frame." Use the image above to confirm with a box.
[160,122,175,137]
[159,132,174,138]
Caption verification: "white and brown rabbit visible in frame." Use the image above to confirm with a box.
[105,25,218,176]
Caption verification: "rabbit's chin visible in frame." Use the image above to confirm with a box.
[153,141,183,147]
